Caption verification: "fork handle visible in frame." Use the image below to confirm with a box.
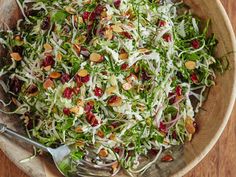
[0,123,50,152]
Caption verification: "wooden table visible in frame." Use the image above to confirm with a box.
[0,0,236,177]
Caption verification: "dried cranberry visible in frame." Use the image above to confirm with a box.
[191,39,200,49]
[97,27,105,36]
[63,108,71,116]
[159,20,166,27]
[9,77,23,94]
[107,95,119,105]
[94,87,103,97]
[159,121,167,132]
[176,71,185,81]
[161,154,174,162]
[94,5,104,15]
[121,63,129,70]
[149,148,159,156]
[190,73,198,83]
[81,47,90,58]
[114,147,120,153]
[73,87,80,95]
[111,122,120,128]
[168,92,175,104]
[176,86,182,96]
[24,114,40,130]
[101,71,108,75]
[84,102,94,112]
[87,24,94,33]
[60,73,70,84]
[83,12,91,21]
[86,112,98,127]
[12,46,24,56]
[141,70,151,81]
[80,75,90,83]
[26,84,38,94]
[114,0,121,9]
[163,33,171,42]
[42,55,55,67]
[121,31,132,39]
[172,131,177,139]
[63,25,71,34]
[74,75,83,87]
[83,11,96,21]
[63,87,74,99]
[41,16,51,30]
[25,9,40,17]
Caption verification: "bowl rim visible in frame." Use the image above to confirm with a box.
[172,1,236,176]
[0,1,236,177]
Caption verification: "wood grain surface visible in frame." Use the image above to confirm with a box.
[0,0,235,177]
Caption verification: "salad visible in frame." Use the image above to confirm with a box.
[0,0,226,176]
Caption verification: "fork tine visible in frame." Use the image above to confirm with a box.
[77,163,111,172]
[80,159,112,170]
[76,168,111,177]
[77,172,111,177]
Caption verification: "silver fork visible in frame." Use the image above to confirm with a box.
[0,123,123,177]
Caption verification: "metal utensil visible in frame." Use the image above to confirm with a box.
[0,123,122,177]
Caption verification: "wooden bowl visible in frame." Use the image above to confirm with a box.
[0,0,235,177]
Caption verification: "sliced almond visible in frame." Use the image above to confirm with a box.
[44,65,52,71]
[65,6,76,14]
[15,35,21,41]
[75,126,83,133]
[106,86,116,95]
[77,69,89,77]
[78,35,86,44]
[122,82,132,90]
[43,79,54,89]
[96,130,105,138]
[108,96,122,107]
[10,52,22,61]
[70,106,84,115]
[82,0,91,5]
[49,72,61,79]
[185,61,196,70]
[138,48,150,54]
[119,52,129,60]
[73,15,78,24]
[77,99,84,106]
[138,105,145,112]
[185,117,196,134]
[188,134,193,141]
[111,24,123,33]
[89,53,104,63]
[73,44,81,55]
[75,140,85,147]
[126,73,138,83]
[52,106,58,113]
[133,64,140,73]
[110,75,117,86]
[43,43,53,51]
[109,133,116,140]
[146,117,152,126]
[12,97,18,106]
[101,11,107,18]
[79,16,84,24]
[112,162,119,173]
[104,28,113,40]
[57,53,62,61]
[99,148,108,157]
